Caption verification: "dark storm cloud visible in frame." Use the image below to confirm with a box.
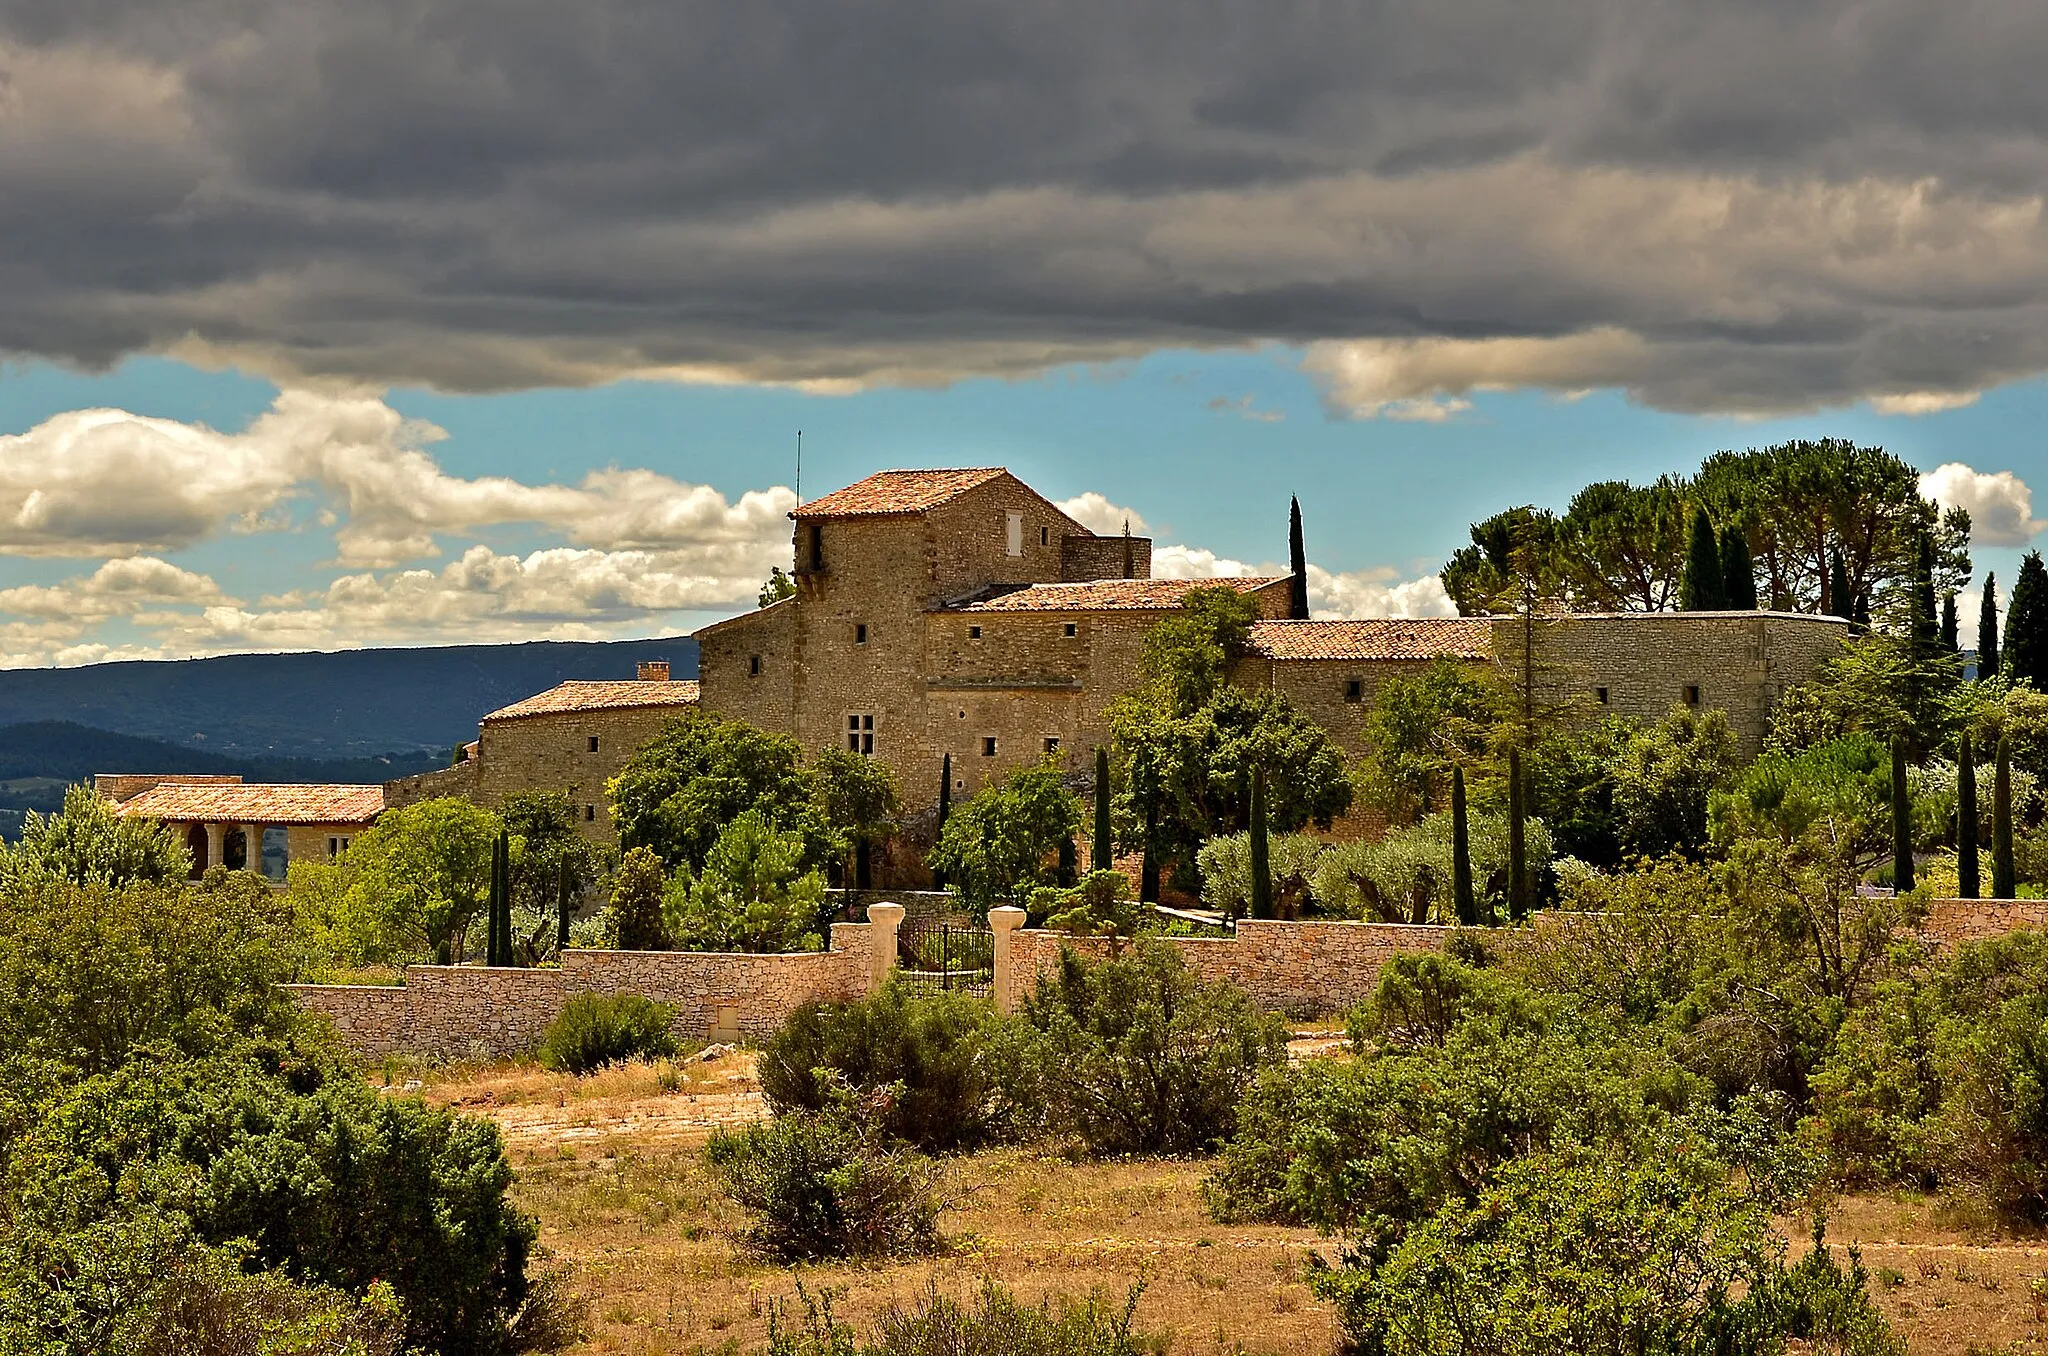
[4,0,2048,409]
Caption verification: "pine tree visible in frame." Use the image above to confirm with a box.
[1679,507,1724,611]
[1980,573,2002,678]
[1451,764,1475,926]
[932,753,952,889]
[1288,497,1310,621]
[1719,525,1758,610]
[1958,735,1981,900]
[1092,745,1112,872]
[1995,735,2017,899]
[2007,550,2048,686]
[1891,742,1914,895]
[1507,747,1529,922]
[1912,532,1939,658]
[1941,593,1960,655]
[1249,765,1273,920]
[1828,549,1853,621]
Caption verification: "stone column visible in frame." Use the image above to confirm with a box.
[204,822,225,873]
[864,902,904,996]
[988,906,1027,1015]
[244,824,266,876]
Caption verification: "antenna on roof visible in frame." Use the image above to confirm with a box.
[794,430,803,505]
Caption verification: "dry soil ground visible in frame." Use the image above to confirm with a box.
[408,1051,2048,1356]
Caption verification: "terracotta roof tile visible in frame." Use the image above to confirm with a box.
[1247,618,1494,661]
[795,468,1010,519]
[952,577,1285,612]
[482,679,700,722]
[114,782,385,825]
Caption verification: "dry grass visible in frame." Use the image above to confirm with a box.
[416,1056,2048,1356]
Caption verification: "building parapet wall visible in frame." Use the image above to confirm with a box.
[1060,534,1152,581]
[382,761,478,812]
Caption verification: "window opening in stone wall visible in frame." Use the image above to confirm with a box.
[1683,684,1701,706]
[969,624,982,639]
[1006,511,1023,557]
[1040,525,1050,546]
[749,654,761,675]
[584,805,595,821]
[587,735,600,752]
[855,622,868,644]
[1063,622,1077,637]
[1595,686,1609,704]
[1044,736,1060,754]
[1344,679,1363,702]
[807,523,825,571]
[982,736,998,756]
[848,713,875,754]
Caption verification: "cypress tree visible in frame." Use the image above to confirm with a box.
[488,829,512,966]
[1719,525,1758,610]
[1057,836,1077,888]
[1679,507,1724,611]
[1507,747,1529,922]
[932,753,952,889]
[1451,764,1475,926]
[1121,519,1135,579]
[1828,549,1853,620]
[1852,590,1871,633]
[1980,573,2002,678]
[1941,593,1960,655]
[1890,742,1914,895]
[1958,735,1981,900]
[1995,735,2017,899]
[1140,800,1160,903]
[2006,550,2048,686]
[557,857,573,954]
[1092,746,1112,872]
[1287,497,1310,621]
[1249,765,1273,920]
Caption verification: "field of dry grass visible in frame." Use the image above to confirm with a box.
[407,1055,2048,1356]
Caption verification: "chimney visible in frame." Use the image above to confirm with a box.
[637,659,670,682]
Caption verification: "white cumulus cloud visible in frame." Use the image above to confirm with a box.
[1920,463,2046,547]
[1056,493,1150,538]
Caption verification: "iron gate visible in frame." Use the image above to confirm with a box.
[896,917,995,996]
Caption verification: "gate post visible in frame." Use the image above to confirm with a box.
[865,902,905,996]
[988,906,1026,1014]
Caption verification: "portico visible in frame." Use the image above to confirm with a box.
[97,775,384,881]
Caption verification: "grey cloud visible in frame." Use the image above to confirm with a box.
[6,3,2048,408]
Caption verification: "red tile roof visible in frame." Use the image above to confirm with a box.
[953,577,1285,612]
[482,679,700,722]
[1248,619,1494,661]
[114,782,386,825]
[795,468,1010,519]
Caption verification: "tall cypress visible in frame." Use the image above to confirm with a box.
[1995,735,2017,899]
[1287,497,1310,620]
[1679,507,1724,611]
[1121,519,1135,579]
[488,829,511,966]
[1140,800,1160,904]
[1890,743,1914,895]
[1092,746,1112,873]
[1958,735,1981,900]
[2007,550,2048,686]
[1248,765,1273,920]
[1941,593,1960,655]
[1852,591,1871,633]
[1720,525,1758,610]
[1451,764,1475,926]
[1507,747,1529,922]
[932,753,952,889]
[1828,549,1853,621]
[1980,574,2002,678]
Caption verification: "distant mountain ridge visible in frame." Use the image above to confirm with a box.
[0,637,700,759]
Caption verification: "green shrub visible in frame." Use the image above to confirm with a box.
[122,1247,410,1356]
[663,810,829,952]
[759,984,1032,1151]
[1347,950,1546,1051]
[768,1280,1155,1356]
[707,1109,943,1262]
[1021,942,1285,1155]
[1034,869,1142,935]
[538,992,679,1074]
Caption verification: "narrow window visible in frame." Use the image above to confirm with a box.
[807,523,825,571]
[587,735,600,753]
[749,654,761,675]
[855,622,868,645]
[1005,511,1024,557]
[584,804,596,822]
[1683,684,1701,707]
[847,714,874,754]
[1343,679,1363,703]
[1595,686,1610,705]
[982,736,999,757]
[968,624,982,640]
[1040,525,1050,546]
[1062,621,1077,638]
[1044,736,1061,755]
[327,836,340,858]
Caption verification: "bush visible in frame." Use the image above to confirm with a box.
[538,992,679,1074]
[1035,869,1141,935]
[768,1280,1154,1356]
[926,760,1084,909]
[122,1247,410,1356]
[707,1109,943,1262]
[605,846,671,950]
[1021,943,1285,1155]
[759,985,1031,1151]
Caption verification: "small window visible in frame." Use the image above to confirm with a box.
[1044,736,1061,755]
[982,736,999,757]
[587,735,600,753]
[968,624,982,640]
[807,523,825,571]
[327,836,341,858]
[749,654,761,675]
[1005,511,1024,557]
[1595,686,1610,705]
[1040,525,1050,546]
[1062,622,1077,638]
[1683,684,1701,707]
[855,623,868,645]
[848,713,875,754]
[1343,679,1363,703]
[584,805,596,822]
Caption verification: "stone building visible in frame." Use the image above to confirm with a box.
[696,467,1850,810]
[100,774,385,880]
[383,660,698,843]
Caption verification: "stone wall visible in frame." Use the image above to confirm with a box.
[472,702,689,843]
[383,761,477,813]
[1918,896,2048,949]
[289,919,889,1060]
[1061,534,1152,581]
